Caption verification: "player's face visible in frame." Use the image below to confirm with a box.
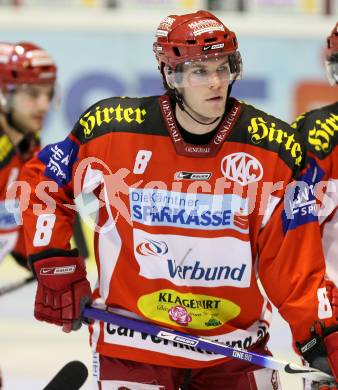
[10,83,54,133]
[175,55,231,120]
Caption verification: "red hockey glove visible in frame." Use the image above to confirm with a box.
[29,249,92,333]
[326,281,338,320]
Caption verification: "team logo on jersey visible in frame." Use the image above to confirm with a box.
[221,152,263,186]
[136,239,168,256]
[175,171,212,180]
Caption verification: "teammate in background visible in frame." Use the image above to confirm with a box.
[0,41,57,267]
[292,22,338,285]
[21,11,338,389]
[0,41,57,390]
[291,22,338,390]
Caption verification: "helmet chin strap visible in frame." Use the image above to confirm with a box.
[174,88,220,126]
[172,80,236,127]
[182,104,220,125]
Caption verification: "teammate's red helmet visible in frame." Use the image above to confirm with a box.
[0,42,14,85]
[326,22,338,86]
[0,41,57,93]
[153,10,239,69]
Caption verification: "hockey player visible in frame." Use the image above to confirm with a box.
[21,11,338,389]
[0,41,57,390]
[0,41,57,267]
[291,22,338,390]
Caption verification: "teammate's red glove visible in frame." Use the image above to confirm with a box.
[326,281,338,320]
[297,323,338,389]
[324,331,338,382]
[29,249,92,333]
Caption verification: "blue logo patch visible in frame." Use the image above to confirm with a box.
[282,158,324,234]
[38,138,79,186]
[129,188,249,232]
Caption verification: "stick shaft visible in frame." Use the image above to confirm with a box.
[0,275,35,297]
[83,307,333,382]
[72,214,89,259]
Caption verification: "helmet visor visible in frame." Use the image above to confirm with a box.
[167,52,242,88]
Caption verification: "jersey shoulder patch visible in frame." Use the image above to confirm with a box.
[71,96,168,144]
[228,102,304,172]
[292,102,338,159]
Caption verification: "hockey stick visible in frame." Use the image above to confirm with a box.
[72,214,89,259]
[0,275,35,297]
[83,307,333,382]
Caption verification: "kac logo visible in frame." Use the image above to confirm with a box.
[221,152,263,186]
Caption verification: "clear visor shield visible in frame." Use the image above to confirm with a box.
[0,82,60,112]
[167,52,242,88]
[325,57,338,86]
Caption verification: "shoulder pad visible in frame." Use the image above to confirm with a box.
[293,102,338,159]
[71,96,167,144]
[229,103,304,171]
[0,134,15,169]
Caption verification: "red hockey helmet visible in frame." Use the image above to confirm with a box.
[326,22,338,85]
[153,10,239,69]
[0,41,57,93]
[0,42,15,85]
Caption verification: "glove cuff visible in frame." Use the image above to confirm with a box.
[28,248,79,275]
[33,255,87,290]
[297,324,338,365]
[325,331,338,356]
